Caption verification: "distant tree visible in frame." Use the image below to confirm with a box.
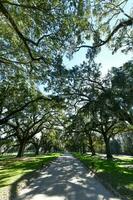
[110,139,121,155]
[65,113,96,155]
[117,132,133,155]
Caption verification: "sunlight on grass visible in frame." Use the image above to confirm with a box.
[74,153,133,200]
[0,153,60,188]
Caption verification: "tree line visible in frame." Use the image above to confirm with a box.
[54,60,133,159]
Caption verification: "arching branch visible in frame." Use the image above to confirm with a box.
[0,2,47,61]
[77,18,133,50]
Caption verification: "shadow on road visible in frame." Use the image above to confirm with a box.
[9,154,119,200]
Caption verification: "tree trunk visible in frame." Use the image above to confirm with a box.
[82,142,86,154]
[103,134,112,159]
[88,133,96,156]
[35,146,39,156]
[90,145,96,156]
[16,141,26,157]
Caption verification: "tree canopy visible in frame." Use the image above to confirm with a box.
[1,0,132,66]
[0,0,133,158]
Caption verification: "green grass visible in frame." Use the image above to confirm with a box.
[0,153,60,188]
[74,153,133,200]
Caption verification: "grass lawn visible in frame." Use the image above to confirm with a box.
[0,153,60,189]
[74,153,133,200]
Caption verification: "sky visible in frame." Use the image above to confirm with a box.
[63,47,133,76]
[63,0,133,77]
[96,47,133,76]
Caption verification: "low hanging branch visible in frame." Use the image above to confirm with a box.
[0,94,62,125]
[0,96,51,125]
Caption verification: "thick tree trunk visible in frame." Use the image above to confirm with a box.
[32,142,40,156]
[16,141,26,158]
[103,134,112,159]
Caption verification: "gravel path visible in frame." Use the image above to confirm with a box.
[15,154,121,200]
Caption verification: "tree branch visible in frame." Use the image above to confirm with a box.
[0,96,50,125]
[0,2,45,61]
[77,18,133,50]
[0,56,30,65]
[1,0,59,12]
[1,1,46,11]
